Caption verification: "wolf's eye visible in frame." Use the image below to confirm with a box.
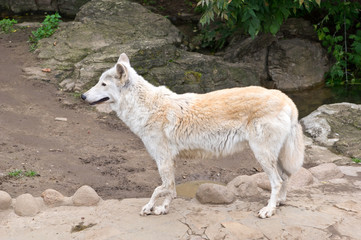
[101,83,106,86]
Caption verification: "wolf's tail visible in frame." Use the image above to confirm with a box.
[279,122,304,176]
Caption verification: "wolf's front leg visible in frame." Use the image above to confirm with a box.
[140,160,176,216]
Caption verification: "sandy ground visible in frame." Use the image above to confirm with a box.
[0,28,260,200]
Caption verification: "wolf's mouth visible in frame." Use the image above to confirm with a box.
[90,97,110,105]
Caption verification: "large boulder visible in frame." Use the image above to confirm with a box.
[223,18,329,91]
[36,0,260,93]
[301,103,361,159]
[268,38,329,90]
[37,0,182,91]
[0,0,90,17]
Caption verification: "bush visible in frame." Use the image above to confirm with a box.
[29,13,62,51]
[314,1,361,86]
[0,19,18,33]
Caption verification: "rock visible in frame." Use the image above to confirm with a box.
[22,67,48,81]
[55,117,68,122]
[248,167,313,192]
[36,0,182,91]
[223,33,276,83]
[268,38,329,90]
[252,172,271,191]
[338,166,361,177]
[58,0,91,17]
[41,189,65,206]
[304,140,350,166]
[223,18,329,91]
[0,191,12,210]
[196,183,235,204]
[227,175,260,197]
[334,200,361,213]
[146,50,260,94]
[0,0,90,17]
[221,222,264,239]
[72,185,100,206]
[309,163,344,181]
[301,103,361,159]
[288,167,313,190]
[35,0,260,94]
[14,193,40,216]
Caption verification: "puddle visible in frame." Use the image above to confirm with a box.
[176,180,225,199]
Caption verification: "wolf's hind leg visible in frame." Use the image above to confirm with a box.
[249,141,284,218]
[276,166,289,206]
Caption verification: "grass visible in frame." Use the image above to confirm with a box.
[7,169,39,178]
[8,169,23,177]
[352,158,361,164]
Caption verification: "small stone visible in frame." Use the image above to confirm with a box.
[14,193,40,216]
[55,117,67,122]
[309,163,344,181]
[227,175,260,197]
[196,183,235,204]
[72,185,100,206]
[41,189,65,206]
[0,191,12,210]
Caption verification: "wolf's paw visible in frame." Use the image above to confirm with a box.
[139,204,153,216]
[153,205,169,215]
[258,206,276,219]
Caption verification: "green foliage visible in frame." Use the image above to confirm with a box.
[25,170,39,177]
[8,169,39,178]
[352,158,361,164]
[199,23,234,50]
[315,1,361,86]
[196,0,319,50]
[0,19,18,33]
[197,0,361,86]
[29,13,62,51]
[198,0,317,39]
[8,169,23,177]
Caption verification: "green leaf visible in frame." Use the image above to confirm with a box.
[270,23,279,35]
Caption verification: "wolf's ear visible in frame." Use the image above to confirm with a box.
[117,53,130,64]
[116,63,127,78]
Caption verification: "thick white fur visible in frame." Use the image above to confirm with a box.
[82,53,304,218]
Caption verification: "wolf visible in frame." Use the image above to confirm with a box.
[81,53,304,218]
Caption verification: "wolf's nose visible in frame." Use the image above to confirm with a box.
[81,94,86,100]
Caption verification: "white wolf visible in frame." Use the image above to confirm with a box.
[81,53,304,218]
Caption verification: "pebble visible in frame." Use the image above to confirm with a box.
[227,175,259,197]
[55,117,67,122]
[196,183,235,204]
[72,185,101,206]
[0,191,12,210]
[41,189,65,206]
[14,193,40,216]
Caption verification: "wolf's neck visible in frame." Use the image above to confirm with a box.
[113,75,170,134]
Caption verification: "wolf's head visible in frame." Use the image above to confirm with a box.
[81,53,130,106]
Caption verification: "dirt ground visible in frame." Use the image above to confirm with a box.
[0,28,260,200]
